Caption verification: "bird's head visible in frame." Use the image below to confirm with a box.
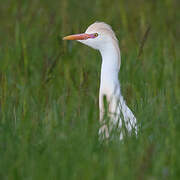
[63,22,118,51]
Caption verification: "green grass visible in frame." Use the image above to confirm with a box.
[0,0,179,179]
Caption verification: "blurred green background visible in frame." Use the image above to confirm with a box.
[0,0,179,179]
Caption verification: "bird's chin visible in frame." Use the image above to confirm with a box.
[77,40,98,50]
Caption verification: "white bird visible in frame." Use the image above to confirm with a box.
[63,22,137,139]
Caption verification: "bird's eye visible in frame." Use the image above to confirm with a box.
[94,33,98,37]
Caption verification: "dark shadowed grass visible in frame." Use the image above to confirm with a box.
[0,0,179,179]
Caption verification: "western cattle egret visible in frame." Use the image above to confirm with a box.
[63,22,137,139]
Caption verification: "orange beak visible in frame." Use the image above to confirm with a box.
[63,33,92,40]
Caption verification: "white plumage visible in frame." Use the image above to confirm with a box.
[63,22,137,139]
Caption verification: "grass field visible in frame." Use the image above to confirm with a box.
[0,0,179,179]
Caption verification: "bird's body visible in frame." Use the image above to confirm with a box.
[63,22,137,139]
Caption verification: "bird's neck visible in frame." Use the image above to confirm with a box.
[100,41,121,86]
